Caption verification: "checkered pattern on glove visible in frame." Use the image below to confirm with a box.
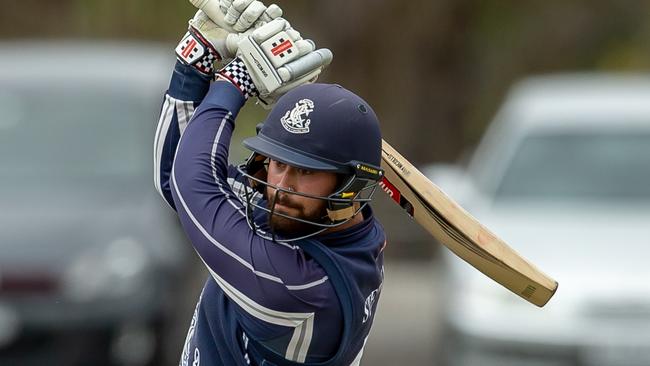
[217,57,258,100]
[175,27,221,76]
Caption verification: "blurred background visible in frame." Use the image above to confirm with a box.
[2,0,650,365]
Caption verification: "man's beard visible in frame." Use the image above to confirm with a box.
[267,193,327,237]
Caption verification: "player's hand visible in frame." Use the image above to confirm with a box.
[176,2,282,76]
[218,0,283,32]
[218,18,333,107]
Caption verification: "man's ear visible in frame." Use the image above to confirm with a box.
[253,161,268,181]
[245,152,268,194]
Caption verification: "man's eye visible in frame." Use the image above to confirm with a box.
[298,168,313,175]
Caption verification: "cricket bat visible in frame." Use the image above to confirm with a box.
[380,140,558,307]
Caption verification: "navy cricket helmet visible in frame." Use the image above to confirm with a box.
[237,83,384,241]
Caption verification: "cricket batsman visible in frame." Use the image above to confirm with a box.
[154,1,386,364]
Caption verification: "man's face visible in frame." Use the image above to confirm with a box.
[265,159,339,236]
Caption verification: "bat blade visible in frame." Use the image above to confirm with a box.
[380,140,558,307]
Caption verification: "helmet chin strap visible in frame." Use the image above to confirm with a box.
[325,169,373,223]
[326,206,356,222]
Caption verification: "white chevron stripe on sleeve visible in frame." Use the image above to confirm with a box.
[202,260,315,362]
[176,99,195,135]
[154,95,174,200]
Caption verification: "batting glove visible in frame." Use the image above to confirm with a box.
[176,2,282,76]
[233,18,333,107]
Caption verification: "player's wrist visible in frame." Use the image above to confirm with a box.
[168,60,212,101]
[217,57,258,100]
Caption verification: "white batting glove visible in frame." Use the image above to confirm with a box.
[175,11,226,76]
[234,18,333,107]
[176,2,282,76]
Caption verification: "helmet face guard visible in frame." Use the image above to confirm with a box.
[235,153,383,242]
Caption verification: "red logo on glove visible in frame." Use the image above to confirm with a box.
[271,39,293,57]
[181,39,198,59]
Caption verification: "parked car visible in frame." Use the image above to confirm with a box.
[0,41,194,366]
[424,74,650,366]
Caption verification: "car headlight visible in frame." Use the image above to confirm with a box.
[63,237,151,302]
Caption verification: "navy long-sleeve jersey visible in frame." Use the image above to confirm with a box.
[154,62,386,366]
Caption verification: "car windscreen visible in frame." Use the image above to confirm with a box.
[495,130,650,201]
[0,84,156,182]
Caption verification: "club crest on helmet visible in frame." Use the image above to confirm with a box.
[280,99,314,134]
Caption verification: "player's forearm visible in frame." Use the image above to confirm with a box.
[171,80,245,199]
[154,62,212,210]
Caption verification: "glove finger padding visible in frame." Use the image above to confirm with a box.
[250,18,289,43]
[224,2,245,26]
[293,39,315,57]
[259,4,283,23]
[277,48,332,82]
[233,0,267,32]
[285,27,302,42]
[219,0,283,33]
[225,0,262,27]
[218,0,233,13]
[257,67,322,108]
[232,0,254,12]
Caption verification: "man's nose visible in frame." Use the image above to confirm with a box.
[276,168,296,192]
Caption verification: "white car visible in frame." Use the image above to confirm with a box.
[424,74,650,366]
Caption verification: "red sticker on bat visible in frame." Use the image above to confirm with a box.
[380,177,415,218]
[380,177,401,203]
